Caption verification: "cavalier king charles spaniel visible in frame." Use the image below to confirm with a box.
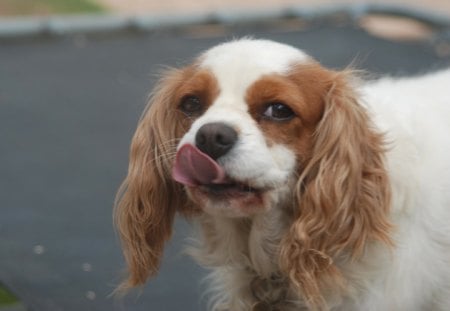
[115,39,450,310]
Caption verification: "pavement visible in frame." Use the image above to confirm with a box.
[0,5,449,311]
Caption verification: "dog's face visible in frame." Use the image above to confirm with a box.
[171,40,329,217]
[115,39,392,306]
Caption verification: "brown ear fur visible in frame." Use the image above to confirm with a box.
[114,68,193,290]
[279,70,392,309]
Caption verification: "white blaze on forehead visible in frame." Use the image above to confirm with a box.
[199,39,311,99]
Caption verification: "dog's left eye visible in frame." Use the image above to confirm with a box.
[263,102,295,121]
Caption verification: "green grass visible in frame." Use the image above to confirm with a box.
[0,0,105,16]
[0,286,18,306]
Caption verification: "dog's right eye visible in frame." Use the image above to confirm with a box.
[179,95,203,116]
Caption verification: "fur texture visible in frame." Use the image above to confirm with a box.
[115,39,450,310]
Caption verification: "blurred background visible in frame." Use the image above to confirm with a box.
[0,1,449,311]
[1,0,450,16]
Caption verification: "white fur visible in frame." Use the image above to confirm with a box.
[177,39,450,310]
[354,71,450,310]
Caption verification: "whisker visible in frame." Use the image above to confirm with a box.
[150,151,177,164]
[158,139,181,149]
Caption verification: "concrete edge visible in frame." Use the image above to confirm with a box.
[0,3,449,39]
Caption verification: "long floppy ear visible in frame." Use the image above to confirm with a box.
[280,69,392,309]
[114,68,193,290]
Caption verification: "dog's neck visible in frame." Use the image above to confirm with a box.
[192,207,289,273]
[187,207,295,309]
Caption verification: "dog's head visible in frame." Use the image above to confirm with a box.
[115,39,392,306]
[171,40,325,218]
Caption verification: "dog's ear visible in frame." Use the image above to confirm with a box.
[114,68,193,289]
[280,69,392,309]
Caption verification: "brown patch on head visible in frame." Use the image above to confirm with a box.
[172,66,220,130]
[245,62,334,164]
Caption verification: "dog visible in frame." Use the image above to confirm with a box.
[115,39,450,310]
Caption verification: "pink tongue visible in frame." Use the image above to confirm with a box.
[172,144,228,186]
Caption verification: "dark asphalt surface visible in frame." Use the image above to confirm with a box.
[0,19,449,311]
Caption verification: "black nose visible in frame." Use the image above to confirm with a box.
[195,122,238,160]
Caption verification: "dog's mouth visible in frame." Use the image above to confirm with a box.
[199,181,261,197]
[172,144,264,200]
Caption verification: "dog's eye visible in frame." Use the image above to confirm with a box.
[179,95,203,116]
[263,102,295,121]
